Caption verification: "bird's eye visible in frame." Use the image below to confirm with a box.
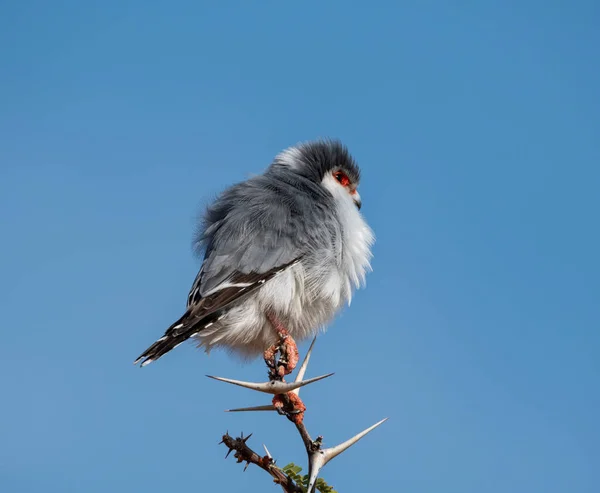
[333,171,350,187]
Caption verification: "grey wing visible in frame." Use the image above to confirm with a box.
[188,183,304,305]
[134,181,305,367]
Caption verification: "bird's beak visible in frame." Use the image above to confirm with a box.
[353,191,362,210]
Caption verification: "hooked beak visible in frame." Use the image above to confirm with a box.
[353,191,362,210]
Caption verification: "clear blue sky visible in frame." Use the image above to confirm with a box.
[1,2,598,492]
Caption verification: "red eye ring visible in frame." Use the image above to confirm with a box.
[333,171,350,187]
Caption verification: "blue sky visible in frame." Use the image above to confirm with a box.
[1,1,599,492]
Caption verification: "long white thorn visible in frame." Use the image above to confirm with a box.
[263,444,272,459]
[218,338,329,412]
[293,336,317,396]
[307,418,388,493]
[225,405,276,412]
[206,373,334,395]
[322,417,388,463]
[307,453,327,493]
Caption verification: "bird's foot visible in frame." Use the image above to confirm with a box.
[277,331,299,377]
[264,313,299,381]
[272,391,306,424]
[263,344,280,379]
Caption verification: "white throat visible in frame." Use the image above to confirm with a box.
[321,174,375,303]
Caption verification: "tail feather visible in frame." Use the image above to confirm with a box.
[134,311,218,367]
[134,258,302,367]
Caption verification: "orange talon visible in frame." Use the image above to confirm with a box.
[266,312,300,378]
[279,335,299,377]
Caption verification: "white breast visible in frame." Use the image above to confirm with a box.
[323,175,375,304]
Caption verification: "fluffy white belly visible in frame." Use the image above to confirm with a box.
[193,263,337,357]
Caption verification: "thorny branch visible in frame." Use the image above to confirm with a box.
[220,432,303,493]
[212,337,387,492]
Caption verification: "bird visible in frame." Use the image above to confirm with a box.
[134,139,374,384]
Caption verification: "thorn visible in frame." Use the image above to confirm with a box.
[225,405,276,412]
[307,451,326,493]
[306,418,388,493]
[322,418,388,463]
[263,444,272,459]
[244,461,250,472]
[242,433,253,443]
[293,336,317,396]
[206,373,334,395]
[225,448,233,459]
[223,337,325,414]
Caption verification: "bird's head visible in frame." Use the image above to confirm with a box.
[270,139,363,210]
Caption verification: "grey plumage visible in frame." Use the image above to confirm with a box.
[135,139,373,367]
